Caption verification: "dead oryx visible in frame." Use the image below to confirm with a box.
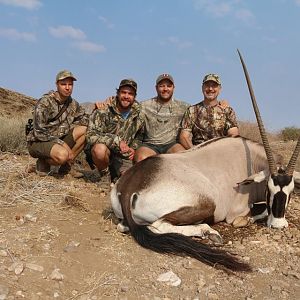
[110,50,300,272]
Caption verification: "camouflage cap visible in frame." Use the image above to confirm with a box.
[202,73,221,85]
[56,70,77,82]
[118,78,137,92]
[156,73,174,85]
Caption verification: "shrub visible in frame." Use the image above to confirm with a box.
[0,115,29,154]
[280,126,300,142]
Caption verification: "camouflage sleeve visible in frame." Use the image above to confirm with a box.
[33,99,63,143]
[224,107,238,133]
[130,123,145,150]
[72,102,89,126]
[86,110,121,152]
[179,107,193,132]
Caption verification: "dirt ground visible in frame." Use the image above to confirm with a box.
[0,148,300,300]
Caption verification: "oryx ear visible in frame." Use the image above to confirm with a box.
[238,170,269,186]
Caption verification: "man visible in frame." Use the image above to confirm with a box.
[86,79,144,182]
[179,73,239,149]
[27,70,89,177]
[134,74,189,162]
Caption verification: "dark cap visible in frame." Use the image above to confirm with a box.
[202,73,221,85]
[118,78,137,92]
[156,73,174,85]
[56,70,77,82]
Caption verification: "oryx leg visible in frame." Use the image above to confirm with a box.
[149,200,222,244]
[150,219,222,244]
[250,202,268,223]
[117,220,129,233]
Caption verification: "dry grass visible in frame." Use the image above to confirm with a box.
[0,154,71,207]
[0,115,29,154]
[238,120,280,143]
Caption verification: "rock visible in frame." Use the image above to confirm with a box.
[0,284,9,300]
[257,267,274,274]
[63,241,80,252]
[25,263,44,272]
[0,250,8,257]
[50,268,64,281]
[157,271,181,287]
[8,261,24,275]
[207,292,219,300]
[24,214,37,223]
[15,290,25,298]
[232,216,249,228]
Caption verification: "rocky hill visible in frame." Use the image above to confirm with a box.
[0,87,36,117]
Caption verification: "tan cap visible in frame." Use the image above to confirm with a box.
[156,73,174,85]
[56,70,77,82]
[202,73,221,85]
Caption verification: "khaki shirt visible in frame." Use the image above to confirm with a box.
[27,90,89,144]
[140,97,189,145]
[180,100,238,145]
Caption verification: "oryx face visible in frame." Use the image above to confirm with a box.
[267,170,294,228]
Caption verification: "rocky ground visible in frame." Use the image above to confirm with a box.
[0,149,300,300]
[0,88,36,117]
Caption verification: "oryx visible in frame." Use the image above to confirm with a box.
[110,50,300,272]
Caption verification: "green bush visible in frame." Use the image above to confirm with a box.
[0,116,29,153]
[280,126,300,141]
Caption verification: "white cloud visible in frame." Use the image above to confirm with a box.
[193,0,256,24]
[49,25,105,53]
[73,41,106,53]
[296,0,300,6]
[98,16,115,29]
[235,8,255,23]
[0,0,42,10]
[0,27,36,42]
[49,26,86,40]
[194,0,232,17]
[167,36,193,50]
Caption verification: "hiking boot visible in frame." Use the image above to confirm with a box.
[58,163,71,175]
[58,163,84,178]
[36,159,51,176]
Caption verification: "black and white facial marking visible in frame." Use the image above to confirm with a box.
[267,170,294,228]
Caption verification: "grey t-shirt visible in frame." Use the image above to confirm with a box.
[140,97,189,145]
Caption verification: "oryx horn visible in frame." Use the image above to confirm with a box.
[286,136,300,175]
[237,49,277,175]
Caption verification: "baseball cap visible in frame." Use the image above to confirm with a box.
[202,73,221,85]
[118,78,137,92]
[156,73,174,85]
[56,70,77,82]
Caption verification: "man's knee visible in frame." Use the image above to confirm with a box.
[50,145,69,164]
[91,144,110,160]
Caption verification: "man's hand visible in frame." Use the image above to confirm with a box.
[127,148,135,161]
[95,96,114,110]
[119,140,130,153]
[219,99,229,109]
[119,140,135,160]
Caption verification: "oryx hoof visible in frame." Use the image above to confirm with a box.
[208,233,223,245]
[117,222,130,233]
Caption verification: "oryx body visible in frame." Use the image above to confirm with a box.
[112,136,270,230]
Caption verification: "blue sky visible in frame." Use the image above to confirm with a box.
[0,0,299,131]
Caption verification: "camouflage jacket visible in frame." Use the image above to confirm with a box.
[86,97,144,158]
[180,100,238,145]
[27,90,89,144]
[140,97,189,145]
